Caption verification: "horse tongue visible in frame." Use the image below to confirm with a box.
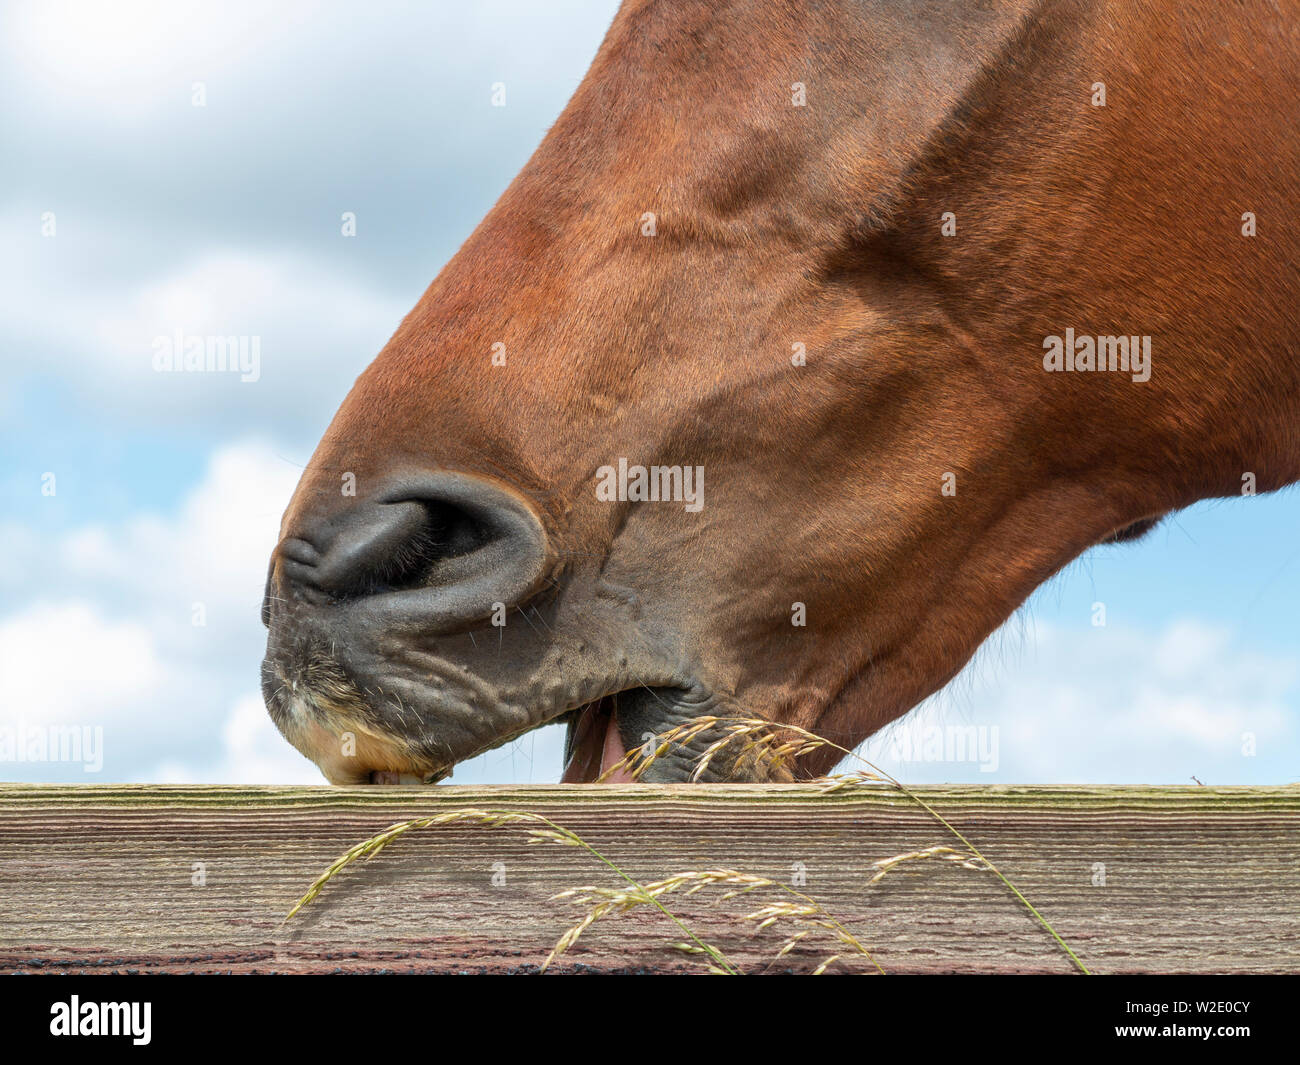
[599,709,635,784]
[560,699,635,783]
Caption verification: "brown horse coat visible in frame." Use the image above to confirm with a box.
[263,1,1300,783]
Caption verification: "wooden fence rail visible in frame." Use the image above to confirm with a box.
[1,783,1296,974]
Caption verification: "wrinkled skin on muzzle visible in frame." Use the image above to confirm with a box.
[262,0,1300,784]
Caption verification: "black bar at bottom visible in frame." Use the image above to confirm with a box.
[1,972,1295,1052]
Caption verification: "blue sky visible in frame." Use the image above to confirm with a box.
[2,0,1296,787]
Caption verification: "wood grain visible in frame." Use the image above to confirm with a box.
[1,784,1296,973]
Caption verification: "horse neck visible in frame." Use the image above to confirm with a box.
[846,0,1300,503]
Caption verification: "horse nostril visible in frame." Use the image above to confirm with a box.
[286,500,435,596]
[275,473,550,630]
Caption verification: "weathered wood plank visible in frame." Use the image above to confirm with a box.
[0,784,1296,974]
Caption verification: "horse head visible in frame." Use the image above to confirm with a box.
[262,0,1299,783]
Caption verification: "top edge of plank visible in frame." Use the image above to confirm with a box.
[0,782,1296,810]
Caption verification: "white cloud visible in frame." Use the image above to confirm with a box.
[59,437,301,610]
[152,693,324,785]
[3,0,315,122]
[0,227,407,440]
[0,601,167,724]
[0,436,569,785]
[862,618,1297,785]
[0,438,298,781]
[31,438,302,692]
[94,249,405,377]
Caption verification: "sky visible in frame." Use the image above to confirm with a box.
[2,0,1297,788]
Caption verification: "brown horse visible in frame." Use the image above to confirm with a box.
[262,0,1300,784]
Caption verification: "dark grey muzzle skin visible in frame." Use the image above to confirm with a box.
[260,470,750,784]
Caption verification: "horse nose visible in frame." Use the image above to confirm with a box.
[275,473,550,629]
